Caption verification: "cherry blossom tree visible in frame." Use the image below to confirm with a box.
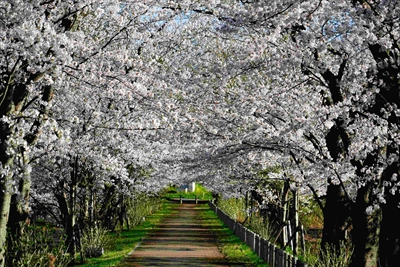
[148,1,399,266]
[1,1,399,266]
[0,0,188,264]
[0,1,80,264]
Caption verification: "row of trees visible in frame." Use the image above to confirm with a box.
[0,1,188,265]
[0,1,399,267]
[150,1,399,267]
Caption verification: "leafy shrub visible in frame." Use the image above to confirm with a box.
[80,224,110,258]
[311,241,353,267]
[246,217,277,241]
[127,196,162,227]
[217,197,247,222]
[7,225,70,267]
[162,184,213,200]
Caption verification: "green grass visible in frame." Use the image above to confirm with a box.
[162,184,214,200]
[71,195,266,267]
[71,200,175,267]
[197,206,268,266]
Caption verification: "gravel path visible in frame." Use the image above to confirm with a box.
[118,203,236,266]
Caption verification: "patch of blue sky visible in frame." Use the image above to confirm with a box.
[173,11,193,27]
[136,6,194,33]
[322,12,355,42]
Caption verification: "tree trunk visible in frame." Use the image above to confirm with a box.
[0,180,12,267]
[350,184,381,267]
[378,163,400,267]
[321,182,350,252]
[0,69,22,267]
[379,192,400,267]
[56,182,77,260]
[65,213,77,259]
[6,153,32,264]
[100,183,118,230]
[0,84,22,266]
[0,122,12,267]
[67,157,78,259]
[54,158,79,262]
[0,83,53,266]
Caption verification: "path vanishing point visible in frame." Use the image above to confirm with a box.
[118,203,247,267]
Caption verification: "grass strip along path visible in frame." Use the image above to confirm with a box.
[74,200,175,267]
[118,200,266,267]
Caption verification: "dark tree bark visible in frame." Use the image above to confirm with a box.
[350,183,382,267]
[0,66,50,266]
[379,163,400,267]
[6,85,54,265]
[321,182,351,252]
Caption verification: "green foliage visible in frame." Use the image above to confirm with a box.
[162,184,213,200]
[246,217,276,241]
[218,197,277,242]
[217,197,247,222]
[297,196,324,263]
[73,200,174,267]
[257,165,282,178]
[311,241,353,267]
[126,196,162,228]
[81,225,111,258]
[255,166,285,195]
[7,225,70,267]
[217,194,325,265]
[299,197,324,229]
[199,207,267,266]
[126,164,153,179]
[297,244,320,265]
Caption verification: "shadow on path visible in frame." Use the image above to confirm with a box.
[118,203,245,267]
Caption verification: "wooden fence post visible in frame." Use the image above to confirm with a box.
[300,225,306,254]
[260,238,266,262]
[265,240,270,263]
[255,234,260,257]
[270,244,276,267]
[291,256,297,267]
[275,246,281,267]
[288,220,293,249]
[295,258,308,267]
[293,189,299,255]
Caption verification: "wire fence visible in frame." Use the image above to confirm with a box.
[208,202,308,267]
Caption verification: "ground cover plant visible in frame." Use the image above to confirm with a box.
[74,199,268,267]
[6,224,70,267]
[196,204,268,266]
[216,194,353,266]
[162,184,214,200]
[71,199,175,267]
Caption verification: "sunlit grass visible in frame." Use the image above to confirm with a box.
[162,183,214,200]
[72,198,267,267]
[71,201,175,267]
[196,205,268,266]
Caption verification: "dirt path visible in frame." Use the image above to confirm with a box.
[118,203,234,266]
